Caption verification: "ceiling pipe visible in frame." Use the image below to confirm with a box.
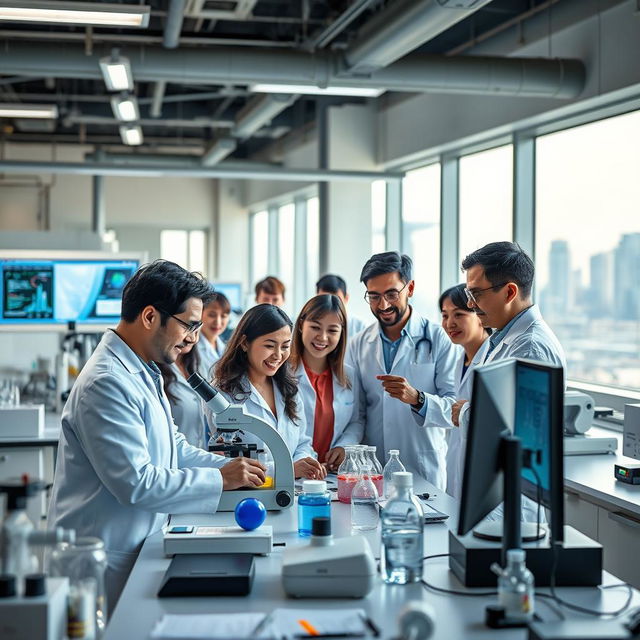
[201,137,237,166]
[150,80,167,117]
[344,0,494,73]
[84,152,281,170]
[0,160,405,182]
[0,43,586,98]
[163,0,188,49]
[64,115,235,128]
[232,94,298,139]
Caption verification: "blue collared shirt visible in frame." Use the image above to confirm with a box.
[379,327,428,417]
[137,356,165,401]
[485,307,531,359]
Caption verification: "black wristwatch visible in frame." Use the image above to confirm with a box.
[412,390,426,411]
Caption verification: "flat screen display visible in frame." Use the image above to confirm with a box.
[0,259,138,325]
[211,282,243,312]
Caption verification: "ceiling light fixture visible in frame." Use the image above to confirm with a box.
[100,50,134,92]
[0,103,58,118]
[111,94,139,122]
[0,1,149,27]
[0,1,150,27]
[251,84,384,98]
[119,124,143,146]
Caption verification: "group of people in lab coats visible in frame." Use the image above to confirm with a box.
[47,240,566,610]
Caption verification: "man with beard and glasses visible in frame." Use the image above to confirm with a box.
[346,252,458,490]
[48,260,265,612]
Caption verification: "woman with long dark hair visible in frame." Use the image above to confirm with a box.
[157,333,208,448]
[289,294,363,472]
[213,304,326,479]
[199,291,231,379]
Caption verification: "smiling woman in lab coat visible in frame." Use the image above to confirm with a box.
[213,304,326,479]
[289,294,363,472]
[198,291,230,379]
[437,284,491,499]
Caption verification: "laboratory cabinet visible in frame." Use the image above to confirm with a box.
[564,489,640,588]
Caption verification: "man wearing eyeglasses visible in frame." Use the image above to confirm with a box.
[453,241,566,427]
[347,251,458,490]
[48,260,266,612]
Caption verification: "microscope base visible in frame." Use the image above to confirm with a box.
[0,577,68,640]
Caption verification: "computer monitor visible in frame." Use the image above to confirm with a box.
[211,282,243,313]
[457,359,514,537]
[514,359,565,544]
[458,357,565,547]
[0,252,141,329]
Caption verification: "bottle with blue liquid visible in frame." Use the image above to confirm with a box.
[298,480,331,536]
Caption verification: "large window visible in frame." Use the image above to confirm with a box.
[306,197,320,298]
[536,110,640,390]
[402,164,441,319]
[250,210,268,288]
[278,203,295,314]
[160,229,207,274]
[458,144,513,266]
[371,180,386,254]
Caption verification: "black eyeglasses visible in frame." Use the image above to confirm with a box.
[364,281,409,305]
[156,307,203,335]
[464,282,509,305]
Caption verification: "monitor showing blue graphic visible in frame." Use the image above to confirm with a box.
[212,282,243,312]
[0,258,139,326]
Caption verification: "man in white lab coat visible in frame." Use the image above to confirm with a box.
[452,241,567,426]
[48,260,265,611]
[347,252,458,490]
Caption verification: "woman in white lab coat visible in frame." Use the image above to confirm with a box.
[438,284,491,499]
[157,334,208,449]
[213,303,326,479]
[289,294,363,472]
[198,291,230,379]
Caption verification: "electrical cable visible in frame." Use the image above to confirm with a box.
[420,554,497,597]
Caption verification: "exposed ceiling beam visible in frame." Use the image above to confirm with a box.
[0,159,405,182]
[344,0,494,73]
[164,0,187,49]
[0,43,586,98]
[63,115,235,129]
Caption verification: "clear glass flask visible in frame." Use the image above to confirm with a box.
[350,458,379,531]
[337,446,359,504]
[382,449,406,499]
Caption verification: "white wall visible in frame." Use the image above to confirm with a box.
[378,0,640,166]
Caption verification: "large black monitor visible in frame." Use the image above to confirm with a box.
[0,253,141,329]
[458,357,565,546]
[514,359,565,544]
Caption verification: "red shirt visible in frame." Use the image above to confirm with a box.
[303,362,335,463]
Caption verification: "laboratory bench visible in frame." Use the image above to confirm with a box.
[104,484,640,640]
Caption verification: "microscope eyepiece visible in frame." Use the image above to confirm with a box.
[187,372,230,414]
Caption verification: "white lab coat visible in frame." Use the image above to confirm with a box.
[347,308,458,490]
[198,336,225,381]
[348,314,369,340]
[213,378,316,462]
[293,362,364,450]
[48,330,227,611]
[166,363,208,449]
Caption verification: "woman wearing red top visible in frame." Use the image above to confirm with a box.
[290,295,364,472]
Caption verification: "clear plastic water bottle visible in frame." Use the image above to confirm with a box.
[383,449,406,499]
[337,446,359,504]
[380,472,424,584]
[366,446,384,498]
[350,458,379,531]
[492,549,535,622]
[297,480,331,537]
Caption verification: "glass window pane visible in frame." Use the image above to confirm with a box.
[306,197,319,298]
[402,164,441,319]
[536,111,640,391]
[251,210,269,286]
[160,230,188,268]
[278,203,295,313]
[459,144,513,266]
[371,180,386,253]
[188,230,207,274]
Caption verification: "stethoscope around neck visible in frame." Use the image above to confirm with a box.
[411,321,434,365]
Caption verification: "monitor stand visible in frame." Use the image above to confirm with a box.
[473,520,546,542]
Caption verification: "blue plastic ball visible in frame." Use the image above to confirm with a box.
[234,498,267,531]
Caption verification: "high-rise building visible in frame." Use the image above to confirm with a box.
[614,233,640,320]
[547,239,571,315]
[590,251,613,318]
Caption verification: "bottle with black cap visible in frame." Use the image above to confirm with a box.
[309,516,332,545]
